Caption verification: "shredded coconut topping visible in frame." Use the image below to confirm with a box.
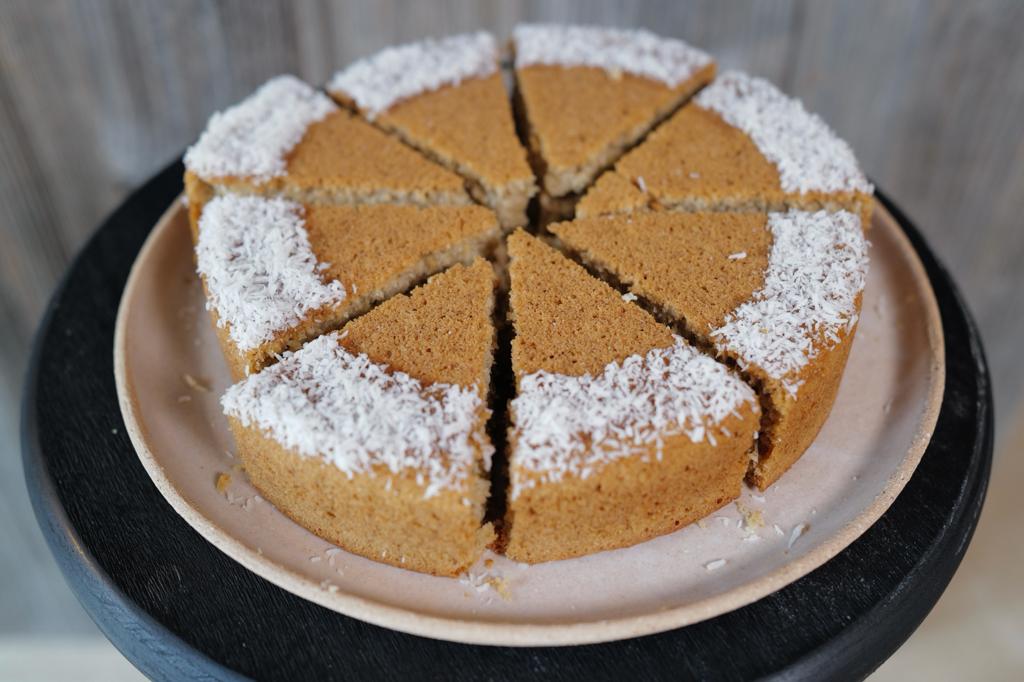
[222,333,490,497]
[510,337,757,496]
[513,24,712,88]
[710,210,869,396]
[195,194,347,352]
[184,75,336,183]
[696,71,873,194]
[329,32,498,119]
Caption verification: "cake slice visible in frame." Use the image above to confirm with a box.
[222,260,497,577]
[512,24,715,222]
[577,71,874,226]
[183,75,472,239]
[502,231,759,563]
[550,209,869,488]
[329,33,536,229]
[195,194,499,378]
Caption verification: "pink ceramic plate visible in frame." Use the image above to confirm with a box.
[114,199,943,646]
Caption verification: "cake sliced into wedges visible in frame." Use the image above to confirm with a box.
[502,231,759,563]
[551,209,869,488]
[222,260,497,576]
[577,71,874,226]
[183,75,472,239]
[195,194,499,377]
[512,24,715,223]
[329,33,536,229]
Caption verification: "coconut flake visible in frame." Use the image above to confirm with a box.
[330,32,498,118]
[787,522,809,550]
[184,75,336,183]
[222,333,490,497]
[513,24,712,88]
[195,194,347,352]
[710,210,869,397]
[510,337,757,496]
[696,71,873,195]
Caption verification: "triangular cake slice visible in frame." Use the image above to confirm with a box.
[195,194,499,377]
[329,33,536,229]
[512,24,715,222]
[577,71,874,226]
[551,209,869,488]
[183,75,472,239]
[502,231,758,563]
[222,260,497,576]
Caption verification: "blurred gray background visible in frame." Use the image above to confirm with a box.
[2,1,1021,678]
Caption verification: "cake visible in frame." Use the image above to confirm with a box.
[182,26,876,574]
[550,209,869,487]
[502,231,760,562]
[576,71,874,226]
[512,25,715,223]
[183,75,472,240]
[329,32,536,229]
[222,260,497,576]
[195,194,499,378]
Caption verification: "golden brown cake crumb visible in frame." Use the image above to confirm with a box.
[577,75,874,226]
[196,197,500,379]
[515,63,715,199]
[507,230,673,376]
[341,260,498,392]
[184,108,473,240]
[577,105,784,218]
[551,211,771,335]
[551,210,868,489]
[503,231,759,563]
[225,261,498,576]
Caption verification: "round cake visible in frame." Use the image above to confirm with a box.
[183,24,872,576]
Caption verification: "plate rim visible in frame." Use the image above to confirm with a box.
[113,197,946,646]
